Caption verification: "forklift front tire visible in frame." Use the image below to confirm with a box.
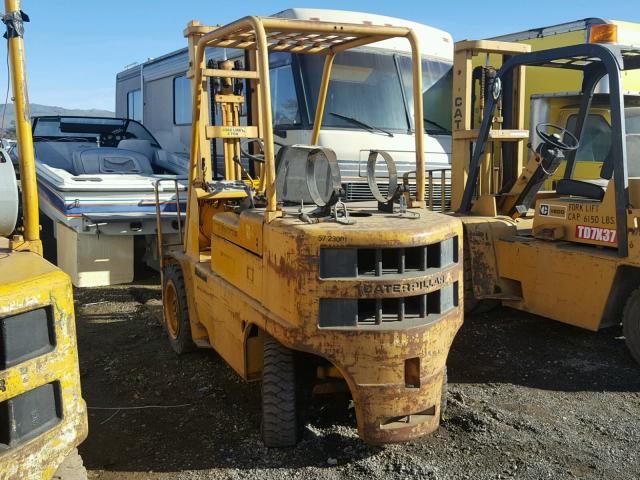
[162,263,196,354]
[623,287,640,365]
[261,336,298,447]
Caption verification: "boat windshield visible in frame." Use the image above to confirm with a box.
[288,50,452,135]
[32,116,161,147]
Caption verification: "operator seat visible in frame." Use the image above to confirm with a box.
[555,144,614,201]
[555,178,608,200]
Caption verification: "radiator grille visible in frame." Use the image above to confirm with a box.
[0,382,62,450]
[320,237,458,279]
[319,237,459,329]
[343,181,452,211]
[319,283,458,328]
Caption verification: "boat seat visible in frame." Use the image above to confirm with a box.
[34,142,94,173]
[72,147,153,175]
[117,139,156,161]
[556,178,608,201]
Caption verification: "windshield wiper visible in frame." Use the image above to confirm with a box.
[424,118,451,134]
[329,111,394,137]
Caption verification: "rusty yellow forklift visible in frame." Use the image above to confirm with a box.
[155,16,464,446]
[0,1,87,478]
[451,39,640,363]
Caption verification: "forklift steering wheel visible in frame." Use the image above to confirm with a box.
[535,123,579,151]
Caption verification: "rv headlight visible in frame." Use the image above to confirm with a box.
[589,24,618,44]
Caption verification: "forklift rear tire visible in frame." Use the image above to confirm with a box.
[162,263,196,355]
[261,336,298,447]
[464,243,499,314]
[622,287,640,365]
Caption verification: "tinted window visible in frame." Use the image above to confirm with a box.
[174,75,192,125]
[566,114,611,162]
[269,60,301,127]
[127,89,142,121]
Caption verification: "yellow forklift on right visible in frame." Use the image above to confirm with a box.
[452,39,640,363]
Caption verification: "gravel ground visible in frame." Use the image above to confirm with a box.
[74,273,640,480]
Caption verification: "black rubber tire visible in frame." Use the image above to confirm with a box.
[162,263,196,354]
[440,366,448,420]
[622,287,640,365]
[463,241,500,315]
[261,336,298,447]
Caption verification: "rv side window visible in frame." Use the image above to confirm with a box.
[174,75,192,125]
[127,89,142,122]
[269,54,301,127]
[566,114,611,163]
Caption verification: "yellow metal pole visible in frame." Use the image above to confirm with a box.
[5,0,41,252]
[252,18,279,220]
[407,30,425,207]
[310,53,335,145]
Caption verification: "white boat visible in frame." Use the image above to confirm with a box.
[12,115,188,286]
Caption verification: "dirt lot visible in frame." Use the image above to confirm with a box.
[74,272,640,480]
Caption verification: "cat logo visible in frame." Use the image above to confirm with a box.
[539,204,567,219]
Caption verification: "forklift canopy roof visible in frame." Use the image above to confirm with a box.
[188,16,417,55]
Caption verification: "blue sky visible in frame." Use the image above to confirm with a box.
[1,1,638,111]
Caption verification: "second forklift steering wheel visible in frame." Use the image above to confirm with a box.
[535,123,579,151]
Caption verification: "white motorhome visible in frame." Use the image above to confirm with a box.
[116,8,453,202]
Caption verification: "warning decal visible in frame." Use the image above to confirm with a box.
[575,225,617,244]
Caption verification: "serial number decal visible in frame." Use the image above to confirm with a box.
[539,203,567,219]
[575,225,617,244]
[318,235,347,243]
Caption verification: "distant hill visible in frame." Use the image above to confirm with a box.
[0,103,115,138]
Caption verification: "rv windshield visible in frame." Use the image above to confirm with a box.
[297,50,452,135]
[300,50,410,132]
[397,55,453,135]
[32,116,161,147]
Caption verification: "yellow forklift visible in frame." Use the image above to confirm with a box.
[451,38,640,362]
[156,16,464,446]
[0,1,87,477]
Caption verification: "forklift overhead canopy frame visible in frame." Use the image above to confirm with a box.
[186,16,427,218]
